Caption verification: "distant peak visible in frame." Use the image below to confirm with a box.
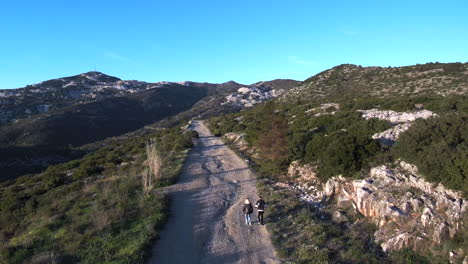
[75,71,121,82]
[223,80,240,85]
[332,64,361,70]
[81,71,109,77]
[83,71,102,74]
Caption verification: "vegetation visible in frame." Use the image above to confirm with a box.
[143,138,164,194]
[393,114,468,196]
[257,179,388,263]
[257,179,451,264]
[301,111,388,180]
[295,62,468,102]
[0,82,209,180]
[209,101,390,180]
[209,95,467,195]
[2,62,467,263]
[209,93,467,263]
[0,126,195,263]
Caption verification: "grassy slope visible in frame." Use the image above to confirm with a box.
[0,126,195,264]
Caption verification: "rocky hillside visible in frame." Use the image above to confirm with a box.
[0,72,145,124]
[0,72,248,125]
[224,86,283,107]
[208,62,468,263]
[281,159,467,263]
[141,79,300,129]
[214,103,467,263]
[223,79,300,108]
[0,72,298,180]
[0,62,467,263]
[0,73,299,126]
[286,62,468,102]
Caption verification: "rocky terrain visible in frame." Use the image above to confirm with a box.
[270,108,467,262]
[217,99,467,263]
[1,62,466,263]
[0,73,298,126]
[283,160,467,263]
[0,72,247,126]
[0,72,299,180]
[358,109,438,145]
[305,103,340,116]
[0,72,149,124]
[224,86,282,107]
[223,79,300,107]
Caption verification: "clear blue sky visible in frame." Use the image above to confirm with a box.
[1,0,467,89]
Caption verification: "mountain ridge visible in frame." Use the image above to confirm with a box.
[0,72,300,179]
[1,71,297,125]
[286,62,468,102]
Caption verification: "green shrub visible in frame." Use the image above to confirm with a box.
[393,114,468,196]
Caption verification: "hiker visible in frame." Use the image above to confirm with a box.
[243,198,253,225]
[255,195,266,225]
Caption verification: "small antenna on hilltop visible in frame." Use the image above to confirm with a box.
[94,66,97,72]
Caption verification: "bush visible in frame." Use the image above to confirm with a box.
[393,114,468,196]
[298,112,388,180]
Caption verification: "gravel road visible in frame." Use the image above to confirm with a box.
[147,120,280,264]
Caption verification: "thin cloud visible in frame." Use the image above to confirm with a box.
[288,56,316,67]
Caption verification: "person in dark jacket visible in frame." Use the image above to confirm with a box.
[242,198,253,225]
[255,196,266,225]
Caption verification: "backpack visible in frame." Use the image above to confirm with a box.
[247,204,253,214]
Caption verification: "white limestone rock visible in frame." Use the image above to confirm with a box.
[279,160,466,257]
[357,109,437,145]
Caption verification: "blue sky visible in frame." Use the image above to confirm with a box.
[0,0,467,89]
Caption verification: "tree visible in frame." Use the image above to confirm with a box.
[255,114,289,173]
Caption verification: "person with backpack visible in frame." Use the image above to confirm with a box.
[255,195,266,225]
[243,198,253,225]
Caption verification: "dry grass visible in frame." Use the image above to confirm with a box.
[143,138,164,193]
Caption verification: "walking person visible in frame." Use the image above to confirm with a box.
[255,196,266,225]
[243,198,253,225]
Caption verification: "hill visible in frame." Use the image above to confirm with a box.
[208,62,468,263]
[0,62,467,263]
[0,72,299,179]
[286,62,468,102]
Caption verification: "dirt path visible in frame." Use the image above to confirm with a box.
[147,120,280,264]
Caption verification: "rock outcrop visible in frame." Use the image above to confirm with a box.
[287,160,319,185]
[358,109,437,145]
[305,103,340,116]
[223,132,249,152]
[281,160,467,261]
[358,109,436,123]
[223,86,282,107]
